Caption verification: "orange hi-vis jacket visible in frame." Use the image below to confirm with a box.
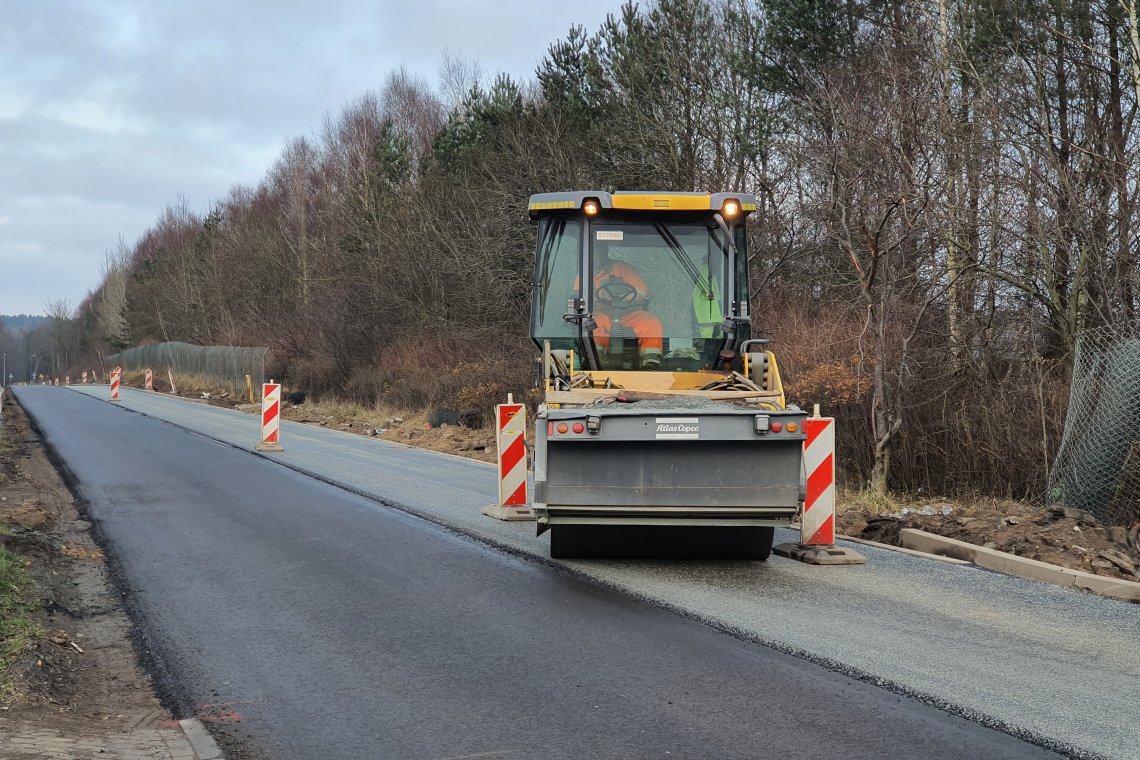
[586,263,663,353]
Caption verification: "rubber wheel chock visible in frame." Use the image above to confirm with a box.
[773,543,866,565]
[481,504,536,522]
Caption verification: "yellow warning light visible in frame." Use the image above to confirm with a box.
[787,422,799,433]
[583,199,600,216]
[722,199,741,218]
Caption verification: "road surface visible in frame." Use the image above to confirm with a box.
[16,385,1137,758]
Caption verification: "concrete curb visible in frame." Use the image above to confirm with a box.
[179,718,225,759]
[900,528,1140,602]
[838,533,972,565]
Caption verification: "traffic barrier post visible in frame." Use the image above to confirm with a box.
[256,381,284,452]
[81,371,88,384]
[773,414,865,565]
[482,394,535,521]
[64,375,70,386]
[110,370,120,401]
[145,368,154,391]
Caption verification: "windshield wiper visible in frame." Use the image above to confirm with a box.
[654,223,714,297]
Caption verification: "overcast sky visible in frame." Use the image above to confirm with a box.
[0,0,618,316]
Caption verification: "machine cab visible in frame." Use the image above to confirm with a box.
[529,191,755,375]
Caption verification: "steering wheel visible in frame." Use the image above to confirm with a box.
[596,279,639,306]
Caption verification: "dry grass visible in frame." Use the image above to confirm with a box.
[838,487,1034,518]
[837,486,901,516]
[286,397,429,430]
[116,369,248,401]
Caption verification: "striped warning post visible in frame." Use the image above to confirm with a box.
[481,400,535,521]
[145,368,154,391]
[64,375,70,386]
[773,415,864,565]
[81,371,88,384]
[256,382,284,452]
[53,378,59,386]
[498,403,527,506]
[110,370,120,401]
[802,418,836,545]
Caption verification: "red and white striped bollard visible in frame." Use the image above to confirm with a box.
[774,414,865,565]
[145,368,154,391]
[110,370,120,401]
[256,381,284,452]
[481,395,534,521]
[802,417,836,545]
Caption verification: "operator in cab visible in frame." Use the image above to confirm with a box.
[590,241,663,370]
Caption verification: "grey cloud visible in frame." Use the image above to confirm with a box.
[0,0,617,315]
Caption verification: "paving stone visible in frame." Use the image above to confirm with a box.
[0,721,217,759]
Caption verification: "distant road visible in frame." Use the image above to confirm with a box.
[21,385,1140,758]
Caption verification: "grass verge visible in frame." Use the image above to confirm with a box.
[0,544,41,703]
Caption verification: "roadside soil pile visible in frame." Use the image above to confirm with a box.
[0,393,182,741]
[266,400,496,463]
[839,499,1140,581]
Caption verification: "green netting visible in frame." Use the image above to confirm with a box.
[1049,322,1140,526]
[106,342,269,397]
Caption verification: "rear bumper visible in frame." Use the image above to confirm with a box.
[535,406,805,529]
[535,503,796,527]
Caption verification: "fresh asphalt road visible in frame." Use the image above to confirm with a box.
[15,387,1138,759]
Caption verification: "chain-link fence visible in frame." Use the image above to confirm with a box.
[106,342,270,398]
[1049,321,1140,526]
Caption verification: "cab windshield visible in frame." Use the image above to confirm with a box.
[532,216,736,372]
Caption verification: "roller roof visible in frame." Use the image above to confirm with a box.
[528,191,757,216]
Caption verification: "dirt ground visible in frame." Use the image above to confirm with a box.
[280,406,497,463]
[0,392,179,738]
[839,498,1140,582]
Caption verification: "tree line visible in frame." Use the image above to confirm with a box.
[27,0,1140,498]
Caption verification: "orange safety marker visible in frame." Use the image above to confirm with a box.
[110,369,120,401]
[256,381,284,452]
[802,418,836,545]
[774,414,865,565]
[482,395,535,521]
[145,368,154,391]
